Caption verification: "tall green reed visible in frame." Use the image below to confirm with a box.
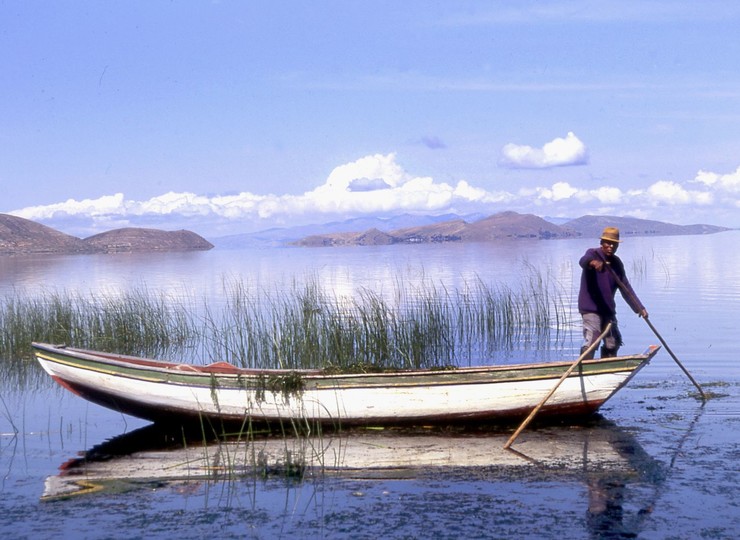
[0,288,199,361]
[2,266,574,372]
[197,268,571,370]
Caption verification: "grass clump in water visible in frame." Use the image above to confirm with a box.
[2,267,573,376]
[200,270,570,370]
[0,288,198,361]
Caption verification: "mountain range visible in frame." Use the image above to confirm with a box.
[0,211,731,255]
[290,212,731,247]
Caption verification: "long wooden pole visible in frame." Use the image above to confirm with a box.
[503,323,613,450]
[643,316,706,400]
[604,263,706,401]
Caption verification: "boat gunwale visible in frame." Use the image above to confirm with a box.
[32,342,660,384]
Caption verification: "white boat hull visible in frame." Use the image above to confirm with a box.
[33,343,660,426]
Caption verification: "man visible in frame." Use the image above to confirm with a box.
[578,227,648,359]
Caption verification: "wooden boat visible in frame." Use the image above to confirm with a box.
[42,420,662,501]
[32,342,660,427]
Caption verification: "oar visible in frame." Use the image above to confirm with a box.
[504,322,613,450]
[604,263,706,401]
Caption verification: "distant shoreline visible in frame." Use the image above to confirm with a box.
[2,211,731,255]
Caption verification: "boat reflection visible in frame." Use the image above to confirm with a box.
[44,417,662,500]
[43,418,668,537]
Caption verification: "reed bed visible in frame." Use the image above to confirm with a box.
[1,268,574,374]
[0,288,198,360]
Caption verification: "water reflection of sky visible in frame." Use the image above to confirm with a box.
[2,231,738,376]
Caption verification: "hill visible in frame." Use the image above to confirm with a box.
[2,211,729,253]
[0,214,94,255]
[295,212,575,247]
[293,211,729,247]
[214,213,486,248]
[562,215,728,238]
[83,228,214,253]
[0,214,213,255]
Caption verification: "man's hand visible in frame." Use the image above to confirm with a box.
[589,259,605,272]
[639,309,649,319]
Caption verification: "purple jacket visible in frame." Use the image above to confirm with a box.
[578,247,645,318]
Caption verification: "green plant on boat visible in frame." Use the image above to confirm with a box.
[254,371,306,402]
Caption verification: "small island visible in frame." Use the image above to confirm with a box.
[0,214,213,255]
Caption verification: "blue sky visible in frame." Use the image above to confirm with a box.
[2,1,739,238]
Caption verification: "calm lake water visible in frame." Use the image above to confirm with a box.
[1,232,738,539]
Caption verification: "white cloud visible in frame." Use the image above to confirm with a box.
[9,154,740,237]
[646,180,714,205]
[14,193,127,220]
[543,181,579,201]
[499,132,589,169]
[319,153,409,194]
[692,167,740,194]
[529,182,623,205]
[591,186,624,204]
